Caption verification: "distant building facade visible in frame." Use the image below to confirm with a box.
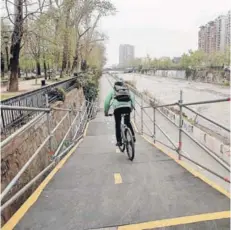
[172,57,181,64]
[198,10,230,53]
[119,44,135,67]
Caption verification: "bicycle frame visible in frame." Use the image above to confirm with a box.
[107,113,129,144]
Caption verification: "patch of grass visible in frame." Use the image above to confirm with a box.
[0,78,9,83]
[1,93,19,101]
[223,81,230,86]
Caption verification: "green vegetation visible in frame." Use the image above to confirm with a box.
[1,0,116,92]
[129,48,230,70]
[75,70,101,102]
[1,93,19,101]
[56,88,66,102]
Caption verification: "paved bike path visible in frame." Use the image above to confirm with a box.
[15,111,230,230]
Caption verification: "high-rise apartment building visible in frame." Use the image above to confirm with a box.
[215,15,226,52]
[225,10,230,47]
[119,44,135,67]
[198,11,230,53]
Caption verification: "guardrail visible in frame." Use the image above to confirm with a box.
[109,73,230,185]
[1,76,81,138]
[0,96,98,218]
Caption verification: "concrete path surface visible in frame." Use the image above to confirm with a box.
[14,110,230,230]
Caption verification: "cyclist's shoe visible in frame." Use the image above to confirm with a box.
[133,136,136,143]
[116,142,122,147]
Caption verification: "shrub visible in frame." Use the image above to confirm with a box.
[74,70,101,102]
[49,87,66,102]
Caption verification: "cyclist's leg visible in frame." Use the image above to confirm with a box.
[123,108,136,142]
[114,108,122,145]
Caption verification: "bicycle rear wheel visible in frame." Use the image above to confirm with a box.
[118,130,125,152]
[125,128,135,161]
[118,142,125,152]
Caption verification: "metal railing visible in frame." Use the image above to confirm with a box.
[109,73,230,185]
[0,96,98,215]
[1,76,80,137]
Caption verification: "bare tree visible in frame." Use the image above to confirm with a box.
[60,0,75,76]
[5,0,50,91]
[71,0,115,73]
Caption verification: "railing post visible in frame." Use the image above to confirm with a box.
[89,100,93,120]
[153,99,156,143]
[79,104,83,133]
[68,107,73,140]
[45,94,52,154]
[133,94,136,123]
[141,94,144,134]
[178,90,183,160]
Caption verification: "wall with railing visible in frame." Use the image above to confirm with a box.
[0,95,98,225]
[0,76,80,138]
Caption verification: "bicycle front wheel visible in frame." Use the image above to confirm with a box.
[125,128,135,161]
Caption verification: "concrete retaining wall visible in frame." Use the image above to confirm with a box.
[155,70,186,80]
[146,69,229,84]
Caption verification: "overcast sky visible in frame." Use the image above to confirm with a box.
[99,0,230,66]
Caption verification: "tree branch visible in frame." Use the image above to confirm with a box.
[5,0,15,25]
[79,27,91,37]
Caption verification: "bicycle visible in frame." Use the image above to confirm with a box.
[108,113,135,161]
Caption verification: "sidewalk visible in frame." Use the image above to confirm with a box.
[1,77,63,100]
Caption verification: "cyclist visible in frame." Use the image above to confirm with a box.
[104,78,136,146]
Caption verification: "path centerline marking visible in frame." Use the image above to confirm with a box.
[114,173,122,184]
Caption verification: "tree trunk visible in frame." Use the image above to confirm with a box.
[9,58,19,91]
[8,0,23,92]
[71,55,78,73]
[67,50,71,74]
[61,4,71,76]
[36,61,41,76]
[61,41,68,74]
[71,40,80,73]
[43,61,47,80]
[43,55,47,80]
[1,52,4,78]
[54,19,60,72]
[18,67,21,78]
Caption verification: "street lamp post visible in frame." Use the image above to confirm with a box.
[3,35,9,72]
